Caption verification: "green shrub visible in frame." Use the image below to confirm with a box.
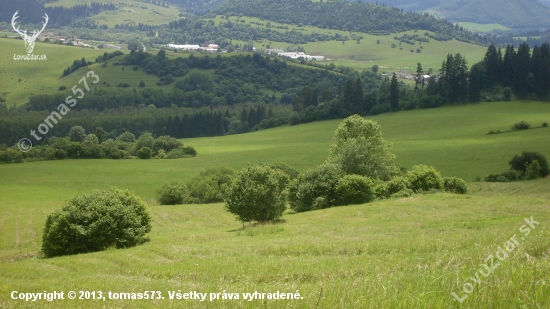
[500,170,523,181]
[484,174,509,182]
[543,122,548,128]
[136,147,153,159]
[335,174,374,205]
[166,146,197,159]
[263,162,300,180]
[406,165,443,193]
[153,135,183,153]
[443,177,468,194]
[186,167,235,203]
[525,160,542,180]
[134,132,155,153]
[511,121,531,131]
[155,181,186,205]
[224,165,289,224]
[384,176,410,198]
[287,163,344,212]
[41,188,151,257]
[509,151,549,177]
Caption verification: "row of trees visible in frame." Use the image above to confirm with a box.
[0,126,196,164]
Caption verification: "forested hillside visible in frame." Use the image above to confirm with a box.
[214,0,484,43]
[358,0,550,29]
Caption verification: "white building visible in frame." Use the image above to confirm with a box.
[277,52,324,61]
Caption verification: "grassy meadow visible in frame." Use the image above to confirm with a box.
[0,38,105,107]
[209,15,488,73]
[456,22,510,32]
[45,0,182,27]
[1,100,549,308]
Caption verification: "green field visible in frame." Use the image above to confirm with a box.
[45,0,182,27]
[0,38,105,107]
[457,22,510,32]
[1,100,549,307]
[0,38,220,107]
[210,16,487,73]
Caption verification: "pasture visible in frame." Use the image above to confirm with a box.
[45,0,182,27]
[209,15,488,73]
[0,100,549,307]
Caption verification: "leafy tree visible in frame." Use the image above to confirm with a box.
[42,188,151,257]
[136,147,153,159]
[127,39,142,51]
[117,131,136,143]
[156,181,187,205]
[153,135,182,153]
[69,126,86,142]
[186,167,235,203]
[509,151,549,177]
[95,127,107,144]
[224,165,289,224]
[287,163,344,212]
[327,115,398,180]
[83,134,99,145]
[134,132,155,153]
[525,160,542,180]
[371,65,379,73]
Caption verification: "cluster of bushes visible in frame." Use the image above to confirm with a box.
[287,163,466,213]
[484,151,549,182]
[155,166,237,205]
[41,188,151,258]
[487,121,548,135]
[218,116,467,225]
[0,126,196,164]
[155,163,299,206]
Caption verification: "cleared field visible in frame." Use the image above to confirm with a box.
[0,38,105,107]
[0,40,220,107]
[209,15,488,73]
[45,0,182,27]
[457,22,510,32]
[0,100,549,307]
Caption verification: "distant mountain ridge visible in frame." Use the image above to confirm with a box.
[358,0,550,29]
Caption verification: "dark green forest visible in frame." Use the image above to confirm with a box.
[214,0,485,43]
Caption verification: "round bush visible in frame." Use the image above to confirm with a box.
[384,176,410,198]
[136,147,153,159]
[443,176,468,194]
[186,167,235,203]
[155,181,186,205]
[287,163,344,212]
[224,165,289,224]
[406,165,444,193]
[335,174,374,205]
[41,188,151,258]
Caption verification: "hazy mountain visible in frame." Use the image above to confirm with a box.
[360,0,550,28]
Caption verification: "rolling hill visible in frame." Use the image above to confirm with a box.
[1,100,549,308]
[359,0,550,29]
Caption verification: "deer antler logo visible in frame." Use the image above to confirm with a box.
[11,11,49,54]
